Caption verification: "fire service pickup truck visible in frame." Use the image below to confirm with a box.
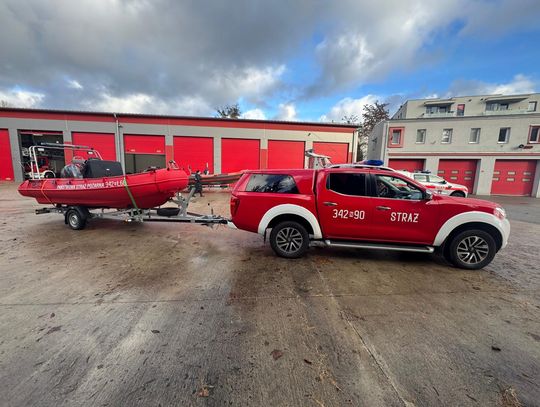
[230,163,510,269]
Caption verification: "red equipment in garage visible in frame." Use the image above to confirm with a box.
[491,160,537,196]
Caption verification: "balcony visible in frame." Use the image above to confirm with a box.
[422,112,455,118]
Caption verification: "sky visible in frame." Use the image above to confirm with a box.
[1,0,540,123]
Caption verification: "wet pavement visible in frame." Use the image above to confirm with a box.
[0,183,539,406]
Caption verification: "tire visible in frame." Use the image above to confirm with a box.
[269,221,310,259]
[65,208,87,230]
[447,229,496,270]
[157,207,180,217]
[450,191,466,197]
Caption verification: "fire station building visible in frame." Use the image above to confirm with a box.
[0,108,358,182]
[368,93,540,197]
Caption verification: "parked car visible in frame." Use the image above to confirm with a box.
[230,164,509,269]
[396,170,468,197]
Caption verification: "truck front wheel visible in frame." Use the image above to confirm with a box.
[447,229,496,270]
[269,221,310,259]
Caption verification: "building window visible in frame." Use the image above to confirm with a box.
[441,129,453,144]
[529,126,540,143]
[456,104,465,116]
[528,101,538,112]
[469,128,481,144]
[487,102,509,111]
[387,127,404,148]
[498,127,510,143]
[416,129,426,144]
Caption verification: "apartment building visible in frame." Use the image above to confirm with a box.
[368,93,540,196]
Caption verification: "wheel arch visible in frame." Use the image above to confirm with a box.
[257,204,322,239]
[443,222,503,251]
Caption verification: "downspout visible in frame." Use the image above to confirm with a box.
[114,113,125,175]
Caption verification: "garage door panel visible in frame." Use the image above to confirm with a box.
[173,136,214,173]
[0,129,14,180]
[72,132,116,161]
[388,159,424,172]
[491,160,536,196]
[313,142,349,164]
[221,138,260,173]
[267,140,305,169]
[124,134,165,154]
[438,160,477,191]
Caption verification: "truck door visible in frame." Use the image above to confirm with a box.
[316,170,373,240]
[369,173,439,244]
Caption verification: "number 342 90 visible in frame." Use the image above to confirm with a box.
[332,209,366,220]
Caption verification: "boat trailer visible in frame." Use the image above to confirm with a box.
[35,187,231,230]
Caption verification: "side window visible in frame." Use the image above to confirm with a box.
[413,174,428,182]
[327,173,367,196]
[375,175,424,200]
[246,174,299,193]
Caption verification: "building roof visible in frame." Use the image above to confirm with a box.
[0,107,359,131]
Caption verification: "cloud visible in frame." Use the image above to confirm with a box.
[67,79,83,90]
[447,74,537,97]
[275,103,297,121]
[242,108,266,120]
[319,95,378,123]
[0,87,45,107]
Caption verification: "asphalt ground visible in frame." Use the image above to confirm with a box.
[0,183,539,406]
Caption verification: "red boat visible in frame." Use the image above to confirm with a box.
[18,144,189,209]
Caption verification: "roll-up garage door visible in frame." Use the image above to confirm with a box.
[267,140,305,169]
[313,142,349,164]
[173,136,214,173]
[388,159,424,172]
[221,138,260,173]
[0,129,14,181]
[491,160,537,196]
[438,159,478,191]
[72,132,116,161]
[124,134,165,154]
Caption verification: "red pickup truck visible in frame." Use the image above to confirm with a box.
[230,164,510,269]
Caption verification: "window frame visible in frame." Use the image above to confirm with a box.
[372,173,425,201]
[469,128,481,144]
[529,125,540,144]
[387,127,404,148]
[498,127,511,144]
[416,129,426,144]
[528,101,537,112]
[441,128,453,144]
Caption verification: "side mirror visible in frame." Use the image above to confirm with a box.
[424,190,433,200]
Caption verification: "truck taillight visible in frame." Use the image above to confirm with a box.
[230,196,240,216]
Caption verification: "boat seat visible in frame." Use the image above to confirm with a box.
[83,160,124,178]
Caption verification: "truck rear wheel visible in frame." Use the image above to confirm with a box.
[269,221,309,259]
[448,229,496,270]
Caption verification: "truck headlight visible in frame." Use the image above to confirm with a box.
[494,207,506,219]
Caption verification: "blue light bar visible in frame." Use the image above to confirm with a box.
[363,159,384,166]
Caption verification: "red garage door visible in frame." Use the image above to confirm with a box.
[124,134,165,154]
[221,138,260,173]
[438,159,477,191]
[268,140,305,169]
[491,160,537,196]
[313,142,349,164]
[72,132,116,161]
[173,136,214,173]
[388,159,424,172]
[0,129,14,181]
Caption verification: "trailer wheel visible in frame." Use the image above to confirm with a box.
[65,208,87,230]
[269,221,309,259]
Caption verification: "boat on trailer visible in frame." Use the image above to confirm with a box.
[18,143,228,230]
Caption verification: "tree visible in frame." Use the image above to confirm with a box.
[357,101,389,160]
[0,100,11,108]
[215,103,241,119]
[341,114,360,124]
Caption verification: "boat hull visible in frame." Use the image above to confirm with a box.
[18,168,189,209]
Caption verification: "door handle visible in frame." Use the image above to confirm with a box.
[376,205,391,211]
[323,201,338,206]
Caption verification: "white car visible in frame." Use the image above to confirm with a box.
[397,171,469,197]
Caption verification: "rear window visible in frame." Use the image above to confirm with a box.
[246,174,299,193]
